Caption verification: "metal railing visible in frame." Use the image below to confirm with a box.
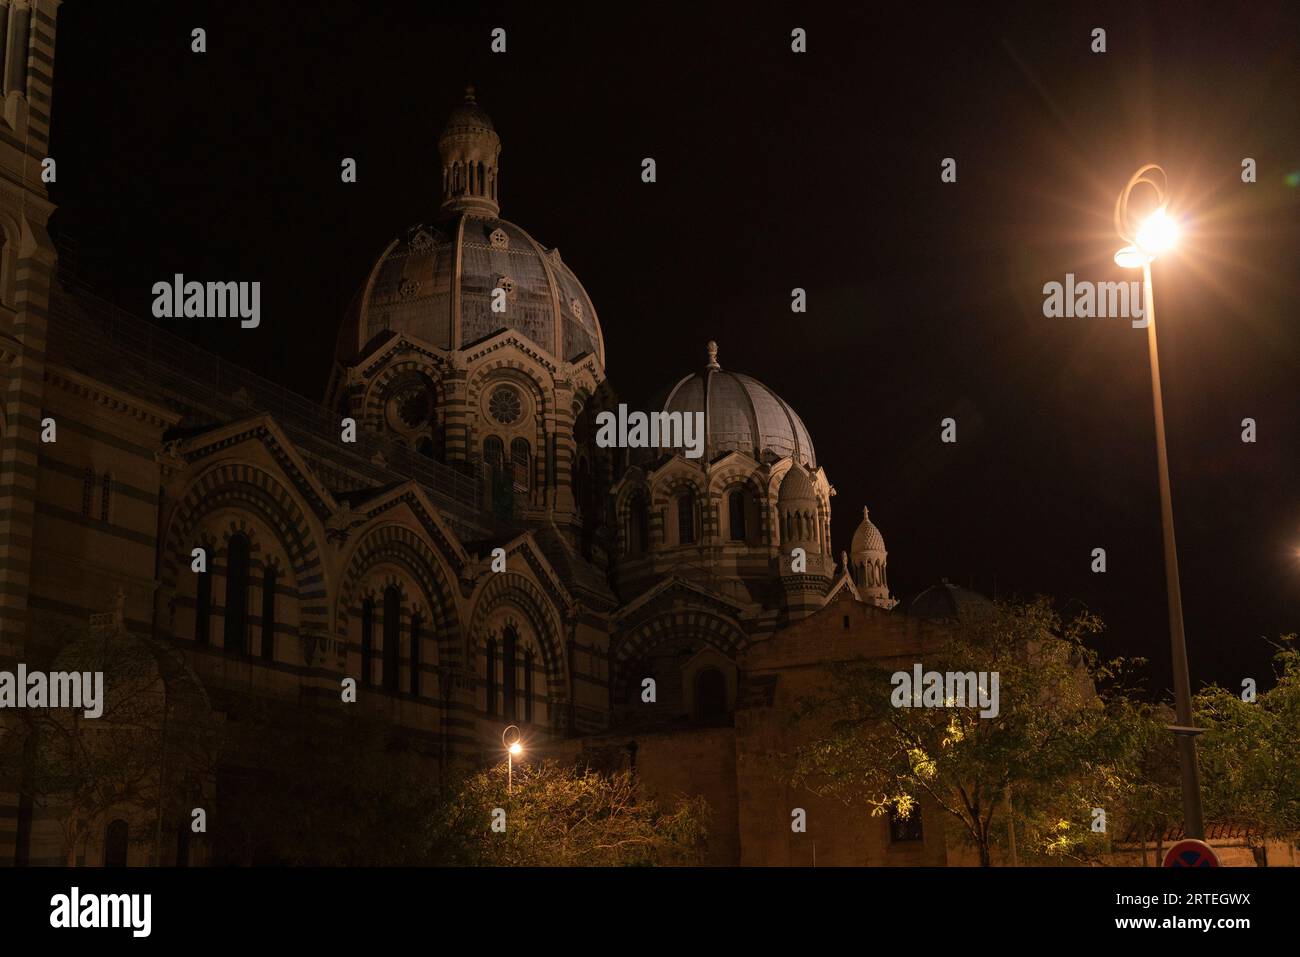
[45,272,482,511]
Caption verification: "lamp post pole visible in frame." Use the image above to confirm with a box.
[1115,164,1205,841]
[503,725,521,796]
[1141,258,1205,840]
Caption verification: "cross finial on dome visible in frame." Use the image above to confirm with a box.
[464,83,477,103]
[706,340,721,370]
[863,506,870,520]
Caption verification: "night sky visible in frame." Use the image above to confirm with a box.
[47,1,1300,697]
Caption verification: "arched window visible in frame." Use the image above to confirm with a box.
[383,586,400,693]
[477,161,485,195]
[574,455,595,557]
[627,491,649,556]
[223,534,250,655]
[195,559,211,646]
[574,457,592,514]
[105,819,129,867]
[728,490,747,542]
[81,468,93,517]
[99,472,113,522]
[511,438,530,492]
[695,668,727,720]
[503,628,518,721]
[409,614,422,697]
[361,597,374,686]
[485,638,498,715]
[483,436,504,474]
[523,648,535,723]
[676,490,696,545]
[260,565,276,661]
[0,226,15,308]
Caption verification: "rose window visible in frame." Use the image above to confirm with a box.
[488,386,522,425]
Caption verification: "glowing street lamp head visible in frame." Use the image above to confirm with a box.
[1114,245,1149,269]
[1114,164,1176,268]
[1136,206,1179,256]
[508,742,522,756]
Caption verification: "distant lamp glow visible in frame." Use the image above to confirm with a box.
[503,724,523,794]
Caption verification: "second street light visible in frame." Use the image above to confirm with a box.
[503,725,523,795]
[1113,163,1206,841]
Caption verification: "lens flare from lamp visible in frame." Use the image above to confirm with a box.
[1136,206,1179,256]
[509,742,522,756]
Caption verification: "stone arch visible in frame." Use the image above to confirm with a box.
[466,357,552,425]
[336,523,462,675]
[615,482,652,555]
[648,470,706,510]
[709,468,770,544]
[466,359,553,505]
[162,462,326,657]
[360,357,448,437]
[611,606,750,708]
[467,571,568,718]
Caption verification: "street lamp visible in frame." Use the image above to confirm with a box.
[503,725,522,795]
[1113,164,1205,840]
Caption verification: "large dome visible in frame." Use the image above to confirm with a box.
[652,341,816,466]
[334,87,604,368]
[335,215,604,366]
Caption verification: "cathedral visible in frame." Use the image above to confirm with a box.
[0,8,972,866]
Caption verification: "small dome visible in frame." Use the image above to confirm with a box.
[441,84,496,136]
[778,464,817,507]
[851,506,885,555]
[650,341,816,466]
[910,581,994,621]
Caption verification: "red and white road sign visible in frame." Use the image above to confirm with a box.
[1163,839,1220,867]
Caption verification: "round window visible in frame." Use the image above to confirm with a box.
[386,382,433,432]
[488,386,523,425]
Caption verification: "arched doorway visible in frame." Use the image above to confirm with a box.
[104,819,129,867]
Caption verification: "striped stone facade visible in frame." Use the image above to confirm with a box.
[0,0,58,865]
[1,28,901,866]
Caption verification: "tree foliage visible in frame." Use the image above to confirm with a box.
[431,759,711,866]
[790,597,1147,865]
[0,618,219,865]
[1195,634,1300,864]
